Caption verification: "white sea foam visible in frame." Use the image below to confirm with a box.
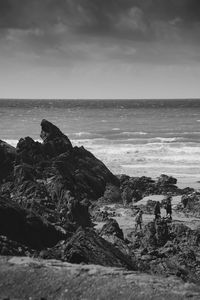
[4,138,200,177]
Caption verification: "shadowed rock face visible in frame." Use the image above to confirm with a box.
[0,197,65,250]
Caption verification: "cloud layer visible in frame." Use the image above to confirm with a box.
[1,0,200,37]
[0,0,200,98]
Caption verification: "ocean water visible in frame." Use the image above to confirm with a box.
[1,99,200,188]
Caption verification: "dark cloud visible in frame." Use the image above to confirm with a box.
[0,0,200,65]
[0,0,200,32]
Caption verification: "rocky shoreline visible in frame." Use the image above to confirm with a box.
[1,120,200,299]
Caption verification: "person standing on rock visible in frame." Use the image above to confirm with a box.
[165,195,172,219]
[154,201,161,221]
[135,210,143,231]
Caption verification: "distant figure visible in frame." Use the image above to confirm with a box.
[165,195,172,219]
[135,210,143,231]
[154,201,161,221]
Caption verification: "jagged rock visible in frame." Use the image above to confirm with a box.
[0,120,119,232]
[40,119,73,156]
[0,197,65,250]
[14,120,119,202]
[44,227,136,270]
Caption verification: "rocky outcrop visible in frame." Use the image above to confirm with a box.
[0,120,119,231]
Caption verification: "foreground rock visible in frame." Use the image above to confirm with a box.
[0,256,200,300]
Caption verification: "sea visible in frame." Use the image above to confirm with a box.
[1,98,200,189]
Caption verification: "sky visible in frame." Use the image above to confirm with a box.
[0,0,200,99]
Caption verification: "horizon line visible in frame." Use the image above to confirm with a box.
[0,97,200,101]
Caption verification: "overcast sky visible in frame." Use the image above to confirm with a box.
[0,0,200,99]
